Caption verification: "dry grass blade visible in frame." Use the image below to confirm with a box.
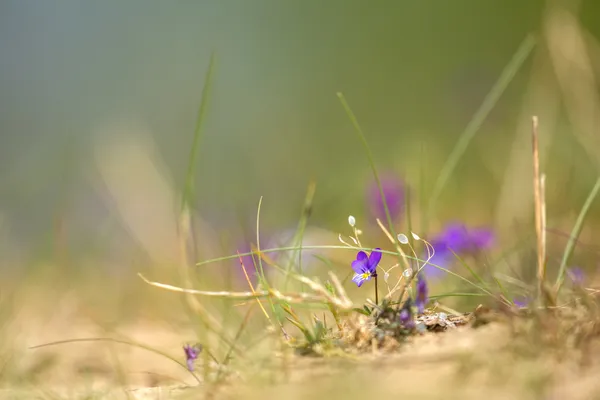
[138,273,354,310]
[532,116,544,290]
[531,116,554,307]
[236,250,271,321]
[139,272,269,298]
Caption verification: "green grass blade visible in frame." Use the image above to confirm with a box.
[449,248,487,289]
[337,92,404,269]
[255,197,290,336]
[555,176,600,292]
[255,196,268,285]
[491,275,510,300]
[196,245,415,267]
[284,181,317,289]
[429,292,488,300]
[180,51,217,212]
[428,35,536,216]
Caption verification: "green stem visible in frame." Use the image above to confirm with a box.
[374,274,379,305]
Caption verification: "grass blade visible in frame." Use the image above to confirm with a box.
[180,51,217,212]
[284,180,317,289]
[449,248,487,289]
[428,35,536,216]
[337,92,404,270]
[429,292,488,300]
[555,176,600,293]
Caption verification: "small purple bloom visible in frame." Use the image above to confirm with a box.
[435,223,494,252]
[423,223,495,278]
[513,296,529,309]
[415,274,428,314]
[183,343,202,372]
[399,297,415,329]
[567,267,585,286]
[366,173,405,222]
[351,248,382,287]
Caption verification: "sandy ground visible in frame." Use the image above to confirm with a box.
[3,315,600,400]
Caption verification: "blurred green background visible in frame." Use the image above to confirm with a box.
[1,0,600,281]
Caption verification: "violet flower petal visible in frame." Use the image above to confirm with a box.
[351,251,369,274]
[352,273,370,287]
[367,248,382,272]
[415,274,429,314]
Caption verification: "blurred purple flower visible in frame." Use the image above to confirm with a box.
[366,174,405,223]
[415,274,429,314]
[183,343,202,372]
[513,296,529,309]
[351,248,382,287]
[423,222,495,278]
[567,267,585,285]
[399,297,415,329]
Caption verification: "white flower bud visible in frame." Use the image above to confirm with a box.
[397,233,409,244]
[411,232,421,240]
[348,215,356,227]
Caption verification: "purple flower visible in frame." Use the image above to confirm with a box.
[399,297,415,329]
[415,274,428,314]
[366,174,405,223]
[513,296,529,308]
[183,343,202,372]
[351,248,382,287]
[567,267,585,285]
[423,223,495,278]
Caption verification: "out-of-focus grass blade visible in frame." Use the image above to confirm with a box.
[428,35,536,216]
[429,293,487,300]
[196,245,419,268]
[555,176,600,293]
[449,248,487,288]
[180,51,217,212]
[337,92,404,270]
[491,275,510,300]
[284,180,317,289]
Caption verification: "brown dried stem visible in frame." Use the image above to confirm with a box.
[532,116,553,307]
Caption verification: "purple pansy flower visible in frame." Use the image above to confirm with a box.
[183,343,203,372]
[351,248,382,287]
[415,274,429,314]
[423,223,495,278]
[366,174,405,223]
